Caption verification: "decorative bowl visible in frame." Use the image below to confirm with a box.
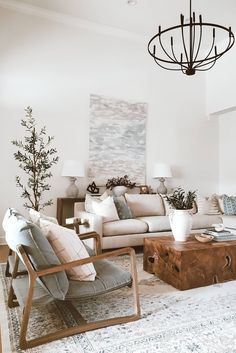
[195,234,214,243]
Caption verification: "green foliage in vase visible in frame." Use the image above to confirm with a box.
[165,187,196,210]
[106,175,136,190]
[11,106,59,211]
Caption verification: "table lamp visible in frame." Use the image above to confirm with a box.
[153,163,172,194]
[61,160,85,197]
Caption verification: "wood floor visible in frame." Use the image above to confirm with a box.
[0,245,9,263]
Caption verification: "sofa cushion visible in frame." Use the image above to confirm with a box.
[222,195,236,215]
[137,216,170,232]
[2,208,69,300]
[40,220,96,281]
[221,215,236,228]
[137,214,223,232]
[84,192,108,213]
[196,194,221,215]
[125,193,165,217]
[103,219,148,236]
[92,196,119,223]
[113,196,133,220]
[192,214,222,229]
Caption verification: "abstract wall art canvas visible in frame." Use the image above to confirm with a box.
[88,94,147,184]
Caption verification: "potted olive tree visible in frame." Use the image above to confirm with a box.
[165,188,196,241]
[12,106,59,211]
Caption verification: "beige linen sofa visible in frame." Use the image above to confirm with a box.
[74,193,222,250]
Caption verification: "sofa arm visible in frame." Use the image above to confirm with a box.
[73,209,103,249]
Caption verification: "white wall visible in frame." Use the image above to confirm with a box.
[218,111,236,195]
[0,7,219,239]
[206,40,236,115]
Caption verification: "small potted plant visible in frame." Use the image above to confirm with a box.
[165,188,196,242]
[106,175,136,196]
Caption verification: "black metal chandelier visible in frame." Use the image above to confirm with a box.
[148,0,235,75]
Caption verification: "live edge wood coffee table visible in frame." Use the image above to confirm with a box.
[143,235,236,290]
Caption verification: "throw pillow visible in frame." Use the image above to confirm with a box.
[196,194,221,215]
[223,195,236,215]
[113,196,133,220]
[40,220,96,281]
[92,196,119,222]
[84,191,108,213]
[2,208,69,300]
[124,193,165,217]
[29,208,58,226]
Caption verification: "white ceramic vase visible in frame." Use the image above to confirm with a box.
[169,209,192,242]
[112,186,128,197]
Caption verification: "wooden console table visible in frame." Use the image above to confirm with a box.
[56,197,85,226]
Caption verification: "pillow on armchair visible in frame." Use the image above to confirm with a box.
[40,220,96,281]
[2,208,69,300]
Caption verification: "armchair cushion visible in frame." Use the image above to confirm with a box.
[40,220,96,281]
[66,259,132,300]
[2,208,69,300]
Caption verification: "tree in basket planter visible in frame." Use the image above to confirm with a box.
[165,188,197,242]
[11,106,59,211]
[106,175,136,196]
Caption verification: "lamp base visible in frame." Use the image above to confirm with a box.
[157,178,167,194]
[66,177,79,198]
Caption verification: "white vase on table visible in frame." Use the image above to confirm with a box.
[169,209,192,242]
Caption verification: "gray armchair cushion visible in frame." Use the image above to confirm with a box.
[3,208,69,300]
[66,259,132,300]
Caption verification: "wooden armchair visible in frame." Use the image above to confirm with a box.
[7,230,140,350]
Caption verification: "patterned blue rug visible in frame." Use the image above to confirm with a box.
[1,255,236,353]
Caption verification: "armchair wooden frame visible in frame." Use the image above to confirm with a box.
[8,232,141,350]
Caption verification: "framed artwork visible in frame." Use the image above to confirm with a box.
[139,185,150,194]
[88,94,148,185]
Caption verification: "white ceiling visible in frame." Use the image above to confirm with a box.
[11,0,236,37]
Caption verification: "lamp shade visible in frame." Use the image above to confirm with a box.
[61,160,85,177]
[153,163,172,178]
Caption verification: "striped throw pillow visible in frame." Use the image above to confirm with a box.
[197,194,221,215]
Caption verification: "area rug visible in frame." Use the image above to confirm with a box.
[1,254,236,353]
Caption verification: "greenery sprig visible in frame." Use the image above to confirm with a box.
[165,187,196,210]
[106,175,136,190]
[11,106,59,211]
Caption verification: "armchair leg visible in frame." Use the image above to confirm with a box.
[5,249,13,277]
[8,254,19,308]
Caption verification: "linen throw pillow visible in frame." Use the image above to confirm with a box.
[84,191,108,213]
[92,196,119,222]
[223,195,236,215]
[196,194,221,215]
[3,208,69,300]
[124,193,165,217]
[113,196,133,220]
[40,220,96,281]
[29,208,58,226]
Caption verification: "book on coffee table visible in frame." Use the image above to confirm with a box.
[203,227,236,241]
